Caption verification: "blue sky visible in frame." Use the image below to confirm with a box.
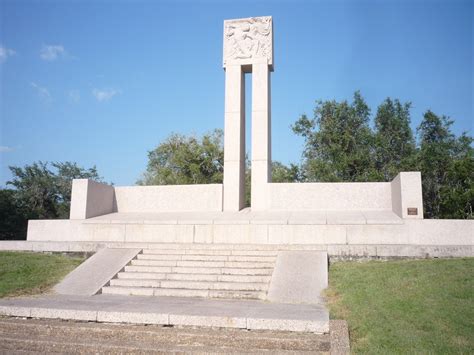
[1,0,472,186]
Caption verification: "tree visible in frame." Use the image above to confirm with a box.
[140,130,300,207]
[7,161,103,222]
[417,111,473,219]
[139,130,224,185]
[53,162,102,218]
[438,136,474,218]
[0,189,28,240]
[292,91,377,182]
[271,161,301,183]
[374,98,416,180]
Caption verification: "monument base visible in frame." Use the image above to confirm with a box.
[23,211,472,257]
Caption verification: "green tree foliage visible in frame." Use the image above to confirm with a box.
[2,161,103,239]
[374,98,416,180]
[271,161,301,183]
[293,92,473,219]
[417,111,473,219]
[292,91,377,182]
[0,190,28,240]
[140,129,298,186]
[139,130,224,185]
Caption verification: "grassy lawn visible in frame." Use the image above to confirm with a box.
[0,252,84,298]
[327,258,474,354]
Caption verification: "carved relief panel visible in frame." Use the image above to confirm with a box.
[223,16,273,69]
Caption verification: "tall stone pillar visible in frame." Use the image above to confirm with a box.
[223,16,273,211]
[223,65,246,211]
[251,62,271,210]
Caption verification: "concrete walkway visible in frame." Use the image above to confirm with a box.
[0,294,329,333]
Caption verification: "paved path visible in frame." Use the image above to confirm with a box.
[0,317,350,353]
[0,294,328,333]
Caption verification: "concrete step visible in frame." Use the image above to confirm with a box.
[160,280,267,291]
[109,279,268,291]
[117,272,272,283]
[125,265,173,273]
[136,254,276,262]
[105,246,276,300]
[110,278,161,287]
[130,259,275,268]
[142,249,278,256]
[131,260,177,267]
[117,272,169,280]
[124,265,273,275]
[102,286,266,299]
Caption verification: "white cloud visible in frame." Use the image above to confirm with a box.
[40,45,65,61]
[30,82,52,102]
[0,146,14,153]
[68,90,80,103]
[0,46,16,63]
[92,88,120,102]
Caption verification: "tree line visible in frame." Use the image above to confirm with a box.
[1,92,472,239]
[0,162,103,240]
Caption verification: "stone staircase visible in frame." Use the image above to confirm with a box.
[101,247,277,300]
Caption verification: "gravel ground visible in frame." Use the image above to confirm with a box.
[0,316,348,354]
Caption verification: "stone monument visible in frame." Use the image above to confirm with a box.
[223,16,273,211]
[22,16,472,261]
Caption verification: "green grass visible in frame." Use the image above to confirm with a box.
[327,258,474,354]
[0,251,84,298]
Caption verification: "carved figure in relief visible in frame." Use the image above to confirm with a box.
[224,17,272,62]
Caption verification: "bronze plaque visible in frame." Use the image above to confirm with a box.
[407,208,418,216]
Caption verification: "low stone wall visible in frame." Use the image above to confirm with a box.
[70,180,224,218]
[114,185,223,213]
[267,182,392,211]
[267,172,424,219]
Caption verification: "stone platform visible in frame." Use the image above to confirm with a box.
[23,210,473,257]
[0,294,329,333]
